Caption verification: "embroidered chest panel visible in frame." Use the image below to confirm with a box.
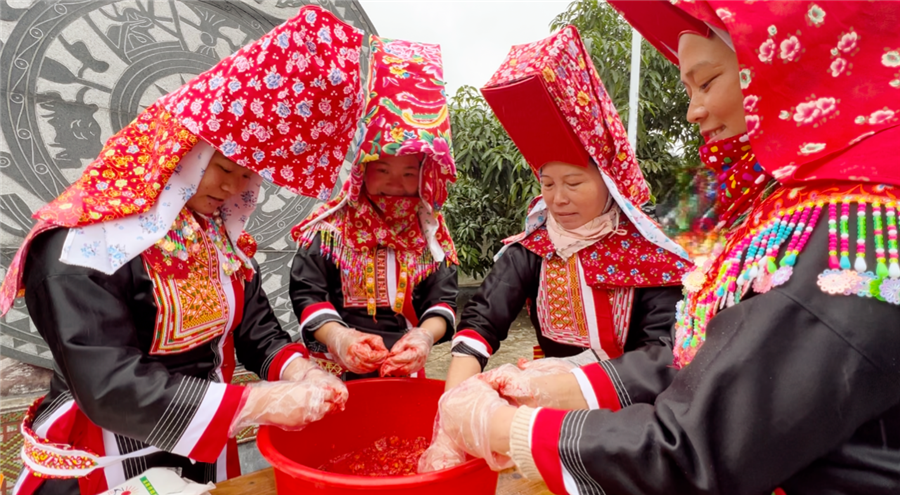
[536,255,635,354]
[342,247,390,308]
[143,230,234,355]
[537,255,591,348]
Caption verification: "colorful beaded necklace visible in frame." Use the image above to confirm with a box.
[674,184,900,368]
[155,208,248,277]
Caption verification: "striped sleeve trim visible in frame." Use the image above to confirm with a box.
[571,364,623,411]
[298,301,346,334]
[33,390,73,432]
[144,376,209,452]
[173,382,246,463]
[559,410,607,494]
[420,303,456,328]
[531,408,568,494]
[451,330,493,370]
[262,342,310,381]
[451,329,493,355]
[598,360,632,408]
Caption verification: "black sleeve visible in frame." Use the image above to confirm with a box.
[23,229,242,461]
[541,207,900,495]
[289,233,348,350]
[456,244,541,354]
[413,262,458,344]
[596,285,681,406]
[232,259,294,380]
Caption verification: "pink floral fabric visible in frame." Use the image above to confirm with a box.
[615,0,900,189]
[162,6,365,199]
[518,217,690,289]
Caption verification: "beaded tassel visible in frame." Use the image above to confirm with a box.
[676,190,900,370]
[887,203,900,278]
[876,202,900,304]
[839,200,851,271]
[873,202,888,278]
[855,202,868,272]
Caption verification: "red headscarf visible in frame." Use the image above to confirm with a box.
[610,0,900,188]
[609,0,900,367]
[481,25,690,289]
[291,35,458,316]
[0,5,365,316]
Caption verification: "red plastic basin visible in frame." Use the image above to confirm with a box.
[257,378,499,494]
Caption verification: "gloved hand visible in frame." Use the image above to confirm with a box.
[516,356,578,374]
[281,356,331,382]
[322,325,389,374]
[432,375,514,471]
[380,327,434,377]
[417,415,467,473]
[229,375,348,436]
[479,363,569,408]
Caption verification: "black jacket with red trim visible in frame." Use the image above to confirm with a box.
[527,196,900,495]
[22,228,302,492]
[290,233,458,363]
[453,242,683,373]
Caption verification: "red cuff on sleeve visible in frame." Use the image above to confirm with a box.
[267,343,310,381]
[531,408,568,495]
[299,301,338,324]
[581,363,622,411]
[189,384,247,463]
[453,329,494,354]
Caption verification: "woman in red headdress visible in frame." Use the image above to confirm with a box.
[426,2,900,493]
[2,7,365,494]
[289,36,459,380]
[438,25,690,395]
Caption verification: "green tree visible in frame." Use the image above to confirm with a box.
[443,86,537,278]
[551,0,701,204]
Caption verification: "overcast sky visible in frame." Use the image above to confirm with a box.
[357,0,571,94]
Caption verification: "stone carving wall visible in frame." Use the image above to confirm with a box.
[0,0,377,368]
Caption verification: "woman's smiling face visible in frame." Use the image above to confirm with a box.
[678,33,747,143]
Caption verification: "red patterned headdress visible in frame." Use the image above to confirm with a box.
[482,25,689,268]
[609,0,900,188]
[0,5,365,316]
[291,35,458,317]
[352,36,456,211]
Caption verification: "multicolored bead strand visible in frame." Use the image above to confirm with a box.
[879,202,900,304]
[854,202,868,272]
[827,201,840,270]
[772,203,820,287]
[873,202,888,279]
[818,201,854,295]
[839,200,851,271]
[887,202,900,279]
[752,208,800,293]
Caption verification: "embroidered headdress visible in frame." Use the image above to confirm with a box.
[0,5,365,316]
[609,0,900,367]
[291,35,457,318]
[482,25,690,286]
[477,26,690,359]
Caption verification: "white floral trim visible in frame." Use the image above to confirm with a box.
[60,140,262,274]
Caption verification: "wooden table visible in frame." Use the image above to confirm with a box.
[210,467,552,495]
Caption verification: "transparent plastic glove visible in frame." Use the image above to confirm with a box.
[380,327,434,377]
[518,347,600,373]
[281,356,324,382]
[324,325,389,374]
[417,414,467,473]
[477,363,561,408]
[229,376,348,436]
[434,375,513,471]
